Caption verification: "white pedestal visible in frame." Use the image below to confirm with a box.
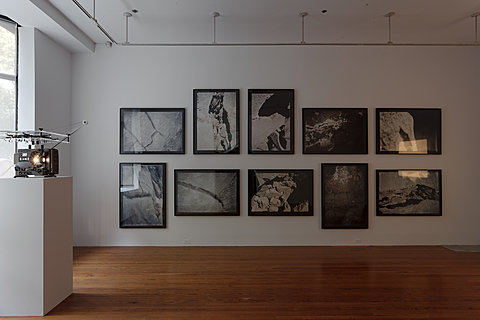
[0,177,73,316]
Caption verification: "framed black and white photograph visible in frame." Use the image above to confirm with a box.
[120,108,185,154]
[119,163,166,228]
[376,169,442,216]
[321,163,368,229]
[376,108,441,154]
[303,108,368,154]
[248,169,313,216]
[193,89,240,154]
[248,89,294,154]
[174,169,240,216]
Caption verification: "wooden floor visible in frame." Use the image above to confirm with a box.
[5,246,480,319]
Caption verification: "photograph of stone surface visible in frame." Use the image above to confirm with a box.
[377,169,442,216]
[376,108,441,154]
[248,89,294,154]
[120,108,185,154]
[321,164,368,229]
[303,108,368,154]
[248,169,313,216]
[174,169,240,216]
[193,89,240,154]
[119,163,166,228]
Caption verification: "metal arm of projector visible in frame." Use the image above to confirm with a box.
[50,121,88,149]
[0,120,88,178]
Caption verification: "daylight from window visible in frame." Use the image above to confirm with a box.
[0,19,17,177]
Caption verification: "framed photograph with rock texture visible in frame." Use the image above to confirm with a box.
[376,169,442,216]
[193,89,240,154]
[321,163,368,229]
[303,108,368,154]
[120,108,185,154]
[174,169,240,216]
[248,89,294,154]
[248,169,313,216]
[376,108,441,155]
[119,163,166,228]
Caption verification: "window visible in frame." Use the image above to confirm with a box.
[0,16,17,176]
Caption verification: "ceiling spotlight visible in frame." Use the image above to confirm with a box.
[321,10,328,14]
[132,9,138,14]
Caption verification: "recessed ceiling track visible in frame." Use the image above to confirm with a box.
[71,0,480,48]
[72,0,117,45]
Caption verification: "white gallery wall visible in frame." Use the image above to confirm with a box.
[34,29,72,176]
[18,28,72,176]
[71,45,480,246]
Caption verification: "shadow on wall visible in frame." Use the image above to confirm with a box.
[0,158,14,178]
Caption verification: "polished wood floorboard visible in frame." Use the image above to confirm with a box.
[3,246,480,319]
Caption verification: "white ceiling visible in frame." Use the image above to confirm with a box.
[5,0,480,50]
[47,0,480,45]
[0,0,95,52]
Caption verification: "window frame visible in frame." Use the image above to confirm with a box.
[0,14,19,156]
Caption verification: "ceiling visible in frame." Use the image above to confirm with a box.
[3,0,480,51]
[47,0,480,45]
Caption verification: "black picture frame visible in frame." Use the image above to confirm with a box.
[248,169,313,216]
[174,169,240,216]
[120,108,185,154]
[248,89,295,154]
[376,108,442,155]
[193,89,240,154]
[321,163,368,229]
[376,169,442,216]
[119,163,167,228]
[302,108,368,154]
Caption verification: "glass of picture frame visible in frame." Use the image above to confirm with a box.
[248,89,295,154]
[193,89,240,154]
[248,169,313,216]
[376,169,442,216]
[302,108,368,154]
[376,108,441,155]
[120,108,185,154]
[321,163,368,229]
[119,163,167,228]
[174,169,240,216]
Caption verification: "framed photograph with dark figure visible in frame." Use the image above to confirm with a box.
[174,169,240,216]
[248,89,294,154]
[376,108,441,154]
[321,163,368,229]
[193,89,240,154]
[376,169,442,216]
[120,108,185,154]
[303,108,368,154]
[119,163,166,228]
[248,169,313,216]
